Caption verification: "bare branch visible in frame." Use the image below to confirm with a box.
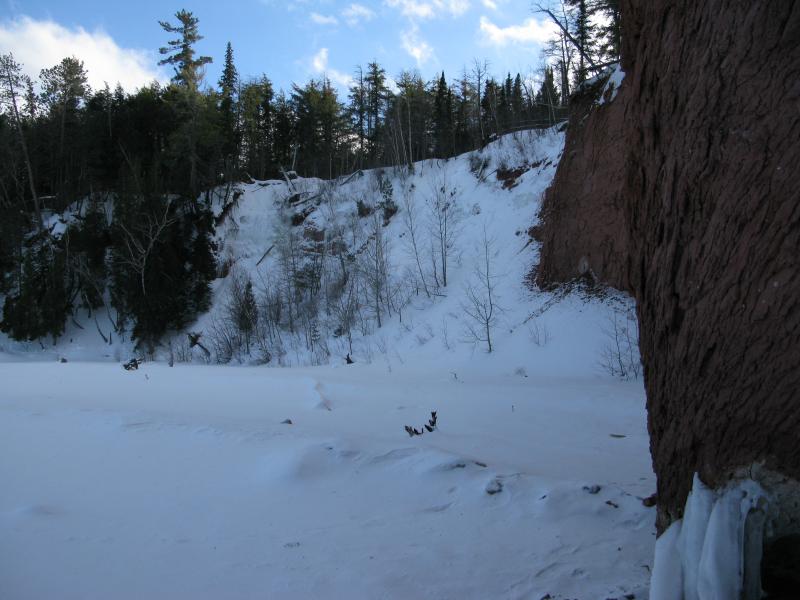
[533,4,598,70]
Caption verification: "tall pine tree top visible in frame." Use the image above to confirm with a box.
[158,10,212,90]
[219,42,238,98]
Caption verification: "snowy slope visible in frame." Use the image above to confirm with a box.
[1,127,627,378]
[0,128,656,598]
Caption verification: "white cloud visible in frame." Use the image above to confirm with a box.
[310,12,339,26]
[0,16,165,91]
[478,15,557,46]
[385,0,469,19]
[312,47,329,72]
[400,25,433,66]
[386,0,435,19]
[310,47,354,88]
[481,0,498,9]
[342,3,376,26]
[443,0,470,16]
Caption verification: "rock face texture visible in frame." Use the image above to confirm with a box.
[538,1,800,532]
[536,74,631,292]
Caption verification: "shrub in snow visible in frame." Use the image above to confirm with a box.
[356,199,374,218]
[468,153,490,181]
[527,320,552,347]
[598,307,641,380]
[404,411,437,437]
[122,357,141,371]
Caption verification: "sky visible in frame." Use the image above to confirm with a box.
[0,0,558,94]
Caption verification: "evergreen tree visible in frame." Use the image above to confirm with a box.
[292,78,346,178]
[365,61,387,163]
[67,193,111,312]
[0,53,42,229]
[535,66,560,125]
[218,42,239,174]
[158,10,212,91]
[511,74,525,126]
[0,240,69,343]
[498,73,513,130]
[83,85,118,189]
[240,76,275,178]
[272,91,294,171]
[566,0,596,86]
[39,57,90,204]
[158,10,216,197]
[481,78,500,139]
[348,66,367,166]
[432,72,454,158]
[453,74,474,154]
[389,69,430,166]
[595,0,621,62]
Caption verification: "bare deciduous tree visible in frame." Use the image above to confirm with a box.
[399,183,430,298]
[359,213,391,328]
[461,224,500,353]
[470,58,489,143]
[599,307,642,380]
[427,173,461,289]
[117,198,176,297]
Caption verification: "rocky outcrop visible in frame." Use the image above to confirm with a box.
[538,1,800,533]
[536,72,631,292]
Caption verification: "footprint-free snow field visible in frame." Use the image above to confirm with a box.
[0,361,654,599]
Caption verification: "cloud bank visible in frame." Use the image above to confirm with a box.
[0,16,165,91]
[478,16,557,46]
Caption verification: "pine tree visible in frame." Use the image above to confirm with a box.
[390,69,430,166]
[365,62,387,163]
[453,74,473,154]
[158,10,214,197]
[499,73,513,130]
[348,66,367,166]
[292,78,346,178]
[566,0,596,86]
[433,72,454,158]
[535,66,560,125]
[40,57,90,203]
[511,74,525,127]
[595,0,621,62]
[0,53,42,229]
[272,91,294,172]
[481,78,500,138]
[240,76,275,178]
[218,42,239,173]
[158,10,212,91]
[0,240,69,343]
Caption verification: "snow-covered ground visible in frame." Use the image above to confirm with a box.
[1,128,657,598]
[1,360,654,599]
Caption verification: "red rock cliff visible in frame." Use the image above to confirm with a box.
[536,71,631,292]
[538,1,800,532]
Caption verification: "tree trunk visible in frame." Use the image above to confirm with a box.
[2,68,43,230]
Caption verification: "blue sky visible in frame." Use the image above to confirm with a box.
[0,0,557,93]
